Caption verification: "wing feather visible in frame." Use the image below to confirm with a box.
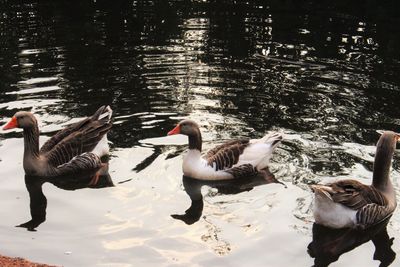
[322,179,392,228]
[329,180,388,210]
[40,118,91,154]
[205,139,250,171]
[46,122,111,167]
[225,164,258,179]
[54,153,102,176]
[40,105,111,154]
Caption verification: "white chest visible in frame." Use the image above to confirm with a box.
[182,150,233,180]
[313,195,357,228]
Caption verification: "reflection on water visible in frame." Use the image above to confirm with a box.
[0,0,400,266]
[308,218,396,267]
[172,168,284,225]
[20,162,113,231]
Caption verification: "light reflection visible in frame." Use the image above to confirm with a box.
[6,85,61,95]
[18,77,59,85]
[103,238,145,250]
[19,48,46,55]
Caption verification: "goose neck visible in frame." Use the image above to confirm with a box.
[372,136,395,191]
[188,130,202,151]
[23,125,40,159]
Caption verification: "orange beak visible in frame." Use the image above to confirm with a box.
[3,116,18,130]
[167,124,181,135]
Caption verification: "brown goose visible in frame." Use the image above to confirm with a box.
[167,120,283,180]
[2,106,112,180]
[311,131,399,229]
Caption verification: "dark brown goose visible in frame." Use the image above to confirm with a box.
[167,120,283,180]
[311,131,399,229]
[2,106,112,180]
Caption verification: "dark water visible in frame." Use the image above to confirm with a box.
[1,0,400,266]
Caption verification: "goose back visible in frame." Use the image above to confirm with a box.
[45,112,112,168]
[328,180,388,210]
[40,105,112,154]
[205,139,250,171]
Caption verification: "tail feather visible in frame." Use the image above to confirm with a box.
[257,132,283,146]
[310,184,334,201]
[93,105,112,122]
[239,131,283,171]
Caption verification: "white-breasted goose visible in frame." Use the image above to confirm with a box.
[167,120,283,180]
[311,131,399,229]
[2,106,112,180]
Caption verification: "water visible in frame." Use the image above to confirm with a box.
[1,0,400,266]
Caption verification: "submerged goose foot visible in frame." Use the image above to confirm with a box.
[88,171,101,186]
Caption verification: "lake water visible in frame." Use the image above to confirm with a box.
[1,1,400,266]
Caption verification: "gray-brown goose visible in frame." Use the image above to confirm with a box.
[311,131,399,229]
[167,120,283,180]
[2,106,112,179]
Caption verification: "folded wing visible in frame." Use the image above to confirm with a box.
[204,139,250,171]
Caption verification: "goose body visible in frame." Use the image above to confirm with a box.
[311,131,399,229]
[168,120,282,180]
[2,106,112,178]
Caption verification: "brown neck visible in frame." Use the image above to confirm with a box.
[372,135,395,191]
[188,129,202,151]
[23,124,40,159]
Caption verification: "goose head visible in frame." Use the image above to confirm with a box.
[168,120,202,150]
[3,111,37,130]
[376,131,400,148]
[376,131,399,155]
[168,120,200,137]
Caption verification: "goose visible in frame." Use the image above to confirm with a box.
[2,106,112,182]
[311,131,399,229]
[167,120,283,180]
